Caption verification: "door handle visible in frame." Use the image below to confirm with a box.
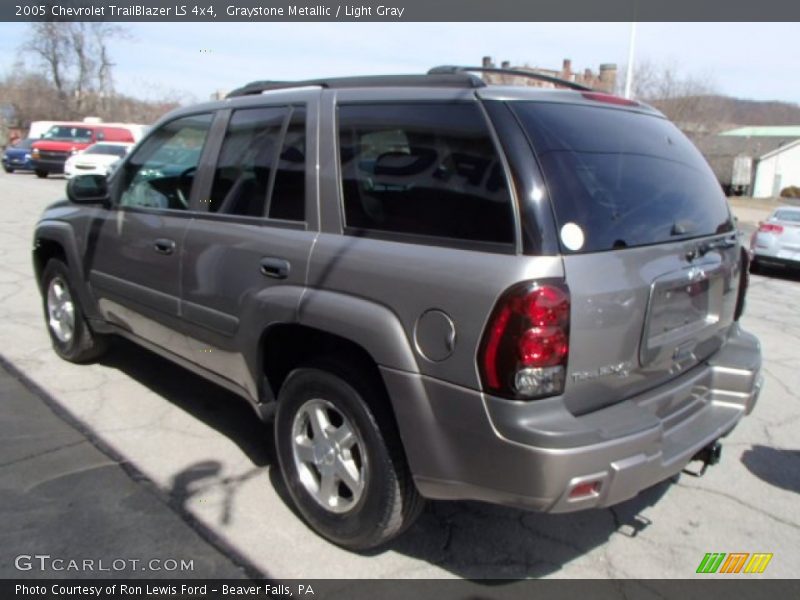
[153,238,176,255]
[260,257,290,279]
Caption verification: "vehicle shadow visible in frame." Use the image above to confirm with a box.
[751,265,800,283]
[100,336,673,579]
[741,445,800,495]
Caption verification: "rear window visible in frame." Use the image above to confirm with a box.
[773,209,800,223]
[511,102,733,253]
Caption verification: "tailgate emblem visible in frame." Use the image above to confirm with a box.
[572,361,633,382]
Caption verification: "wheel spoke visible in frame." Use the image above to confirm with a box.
[318,469,337,506]
[331,422,355,449]
[335,456,363,495]
[309,406,331,440]
[293,438,316,465]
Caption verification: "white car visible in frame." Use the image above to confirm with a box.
[750,205,800,271]
[63,142,134,179]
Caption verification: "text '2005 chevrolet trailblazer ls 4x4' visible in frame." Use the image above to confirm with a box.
[33,67,763,550]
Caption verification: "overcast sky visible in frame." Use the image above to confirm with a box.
[0,22,796,104]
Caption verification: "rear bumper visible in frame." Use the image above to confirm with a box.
[385,323,761,512]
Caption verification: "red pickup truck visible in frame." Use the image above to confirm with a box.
[31,123,136,178]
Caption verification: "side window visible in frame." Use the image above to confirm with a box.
[338,103,514,245]
[119,113,212,211]
[268,107,306,221]
[208,107,287,217]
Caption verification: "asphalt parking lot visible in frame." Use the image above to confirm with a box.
[0,169,798,579]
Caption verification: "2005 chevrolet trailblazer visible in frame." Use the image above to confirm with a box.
[33,67,762,550]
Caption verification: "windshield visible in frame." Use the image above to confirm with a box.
[511,102,734,253]
[43,126,93,143]
[85,143,128,157]
[12,138,35,150]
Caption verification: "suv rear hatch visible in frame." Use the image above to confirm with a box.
[510,100,740,415]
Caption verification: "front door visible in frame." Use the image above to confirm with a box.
[88,112,215,355]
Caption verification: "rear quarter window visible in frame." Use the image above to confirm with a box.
[510,102,733,253]
[337,103,515,248]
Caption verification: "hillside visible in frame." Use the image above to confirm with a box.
[650,95,800,133]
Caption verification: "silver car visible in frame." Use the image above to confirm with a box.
[750,205,800,271]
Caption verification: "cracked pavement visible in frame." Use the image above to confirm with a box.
[0,170,797,579]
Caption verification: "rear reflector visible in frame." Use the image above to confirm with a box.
[569,481,601,499]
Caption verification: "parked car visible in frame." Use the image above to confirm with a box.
[2,137,35,173]
[64,142,134,179]
[32,67,763,551]
[750,206,800,271]
[31,123,137,178]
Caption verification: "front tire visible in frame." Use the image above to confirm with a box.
[35,169,48,178]
[275,364,423,550]
[3,166,13,173]
[41,259,108,363]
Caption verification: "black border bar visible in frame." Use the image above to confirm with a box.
[4,0,800,22]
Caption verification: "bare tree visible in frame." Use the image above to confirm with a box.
[22,21,129,119]
[617,59,732,134]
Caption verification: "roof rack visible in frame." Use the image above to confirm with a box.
[226,73,486,98]
[427,65,593,91]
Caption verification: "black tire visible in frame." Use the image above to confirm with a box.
[275,362,424,550]
[41,259,108,363]
[35,169,48,178]
[749,259,761,275]
[3,166,13,173]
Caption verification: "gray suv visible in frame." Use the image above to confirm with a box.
[33,67,763,550]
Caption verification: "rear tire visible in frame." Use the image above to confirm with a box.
[35,169,48,178]
[275,362,423,550]
[41,259,108,363]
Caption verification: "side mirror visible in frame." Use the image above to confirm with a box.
[66,174,110,206]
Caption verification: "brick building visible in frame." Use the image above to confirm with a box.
[479,56,617,94]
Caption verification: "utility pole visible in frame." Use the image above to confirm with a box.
[624,22,637,99]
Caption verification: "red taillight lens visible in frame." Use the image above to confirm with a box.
[519,327,569,367]
[758,222,784,234]
[479,281,570,399]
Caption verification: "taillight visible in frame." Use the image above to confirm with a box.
[758,222,784,234]
[479,281,570,399]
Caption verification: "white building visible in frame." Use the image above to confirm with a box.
[752,139,800,198]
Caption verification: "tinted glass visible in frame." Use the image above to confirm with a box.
[15,138,34,149]
[268,108,306,221]
[209,107,287,217]
[43,126,93,142]
[511,102,734,253]
[338,103,514,245]
[119,113,212,210]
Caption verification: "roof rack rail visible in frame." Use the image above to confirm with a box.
[427,65,593,91]
[226,73,486,98]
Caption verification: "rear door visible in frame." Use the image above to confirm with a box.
[179,94,318,398]
[510,101,741,414]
